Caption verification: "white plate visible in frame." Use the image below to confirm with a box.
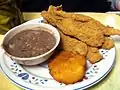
[0,18,116,90]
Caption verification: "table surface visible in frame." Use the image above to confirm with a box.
[0,12,120,90]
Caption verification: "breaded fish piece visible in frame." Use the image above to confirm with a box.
[48,5,120,36]
[41,11,104,47]
[47,5,92,22]
[48,51,86,84]
[42,6,120,47]
[102,37,114,49]
[87,47,102,64]
[58,18,104,47]
[59,31,88,56]
[42,5,117,64]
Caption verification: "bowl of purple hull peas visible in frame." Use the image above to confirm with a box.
[1,23,60,65]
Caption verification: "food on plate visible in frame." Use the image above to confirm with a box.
[48,51,86,84]
[3,27,56,58]
[41,5,120,47]
[28,5,120,84]
[59,31,88,56]
[41,9,104,47]
[102,37,114,49]
[41,5,120,63]
[87,47,102,64]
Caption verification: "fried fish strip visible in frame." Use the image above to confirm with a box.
[41,11,104,47]
[42,6,120,47]
[48,6,120,36]
[59,31,88,56]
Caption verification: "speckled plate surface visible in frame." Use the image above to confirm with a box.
[0,18,116,90]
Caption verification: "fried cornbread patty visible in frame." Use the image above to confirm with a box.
[48,51,86,84]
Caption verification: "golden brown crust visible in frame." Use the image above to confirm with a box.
[102,37,114,50]
[42,5,120,48]
[87,47,102,64]
[41,6,105,47]
[59,31,88,56]
[56,18,104,47]
[48,51,86,84]
[41,5,118,84]
[103,26,120,36]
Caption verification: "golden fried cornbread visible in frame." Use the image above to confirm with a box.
[48,51,86,84]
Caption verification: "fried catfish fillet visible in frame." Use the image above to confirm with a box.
[48,51,86,84]
[42,5,118,65]
[41,10,104,47]
[59,31,88,56]
[47,5,120,36]
[42,5,120,47]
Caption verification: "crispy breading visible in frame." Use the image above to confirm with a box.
[41,7,105,47]
[102,37,114,49]
[50,5,120,36]
[87,47,102,64]
[42,6,119,84]
[47,5,92,22]
[57,18,104,47]
[80,19,120,36]
[42,5,120,48]
[59,31,88,56]
[42,5,118,65]
[48,51,86,84]
[103,26,120,36]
